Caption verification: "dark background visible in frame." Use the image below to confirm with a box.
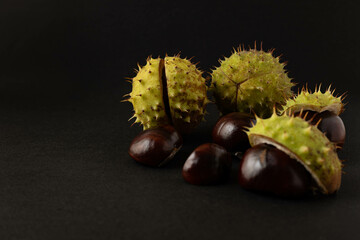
[1,0,359,239]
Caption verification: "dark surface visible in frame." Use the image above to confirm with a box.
[1,0,360,239]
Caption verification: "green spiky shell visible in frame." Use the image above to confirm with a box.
[165,56,208,133]
[247,113,342,194]
[129,58,170,130]
[211,48,294,118]
[280,86,344,115]
[127,56,208,134]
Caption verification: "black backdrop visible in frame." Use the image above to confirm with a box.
[1,1,360,239]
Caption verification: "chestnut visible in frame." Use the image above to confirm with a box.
[295,110,346,148]
[182,143,232,185]
[212,112,255,153]
[239,143,315,197]
[128,125,183,167]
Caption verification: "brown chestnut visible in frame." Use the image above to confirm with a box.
[182,143,232,185]
[295,110,346,148]
[212,112,255,153]
[239,143,315,197]
[128,125,183,167]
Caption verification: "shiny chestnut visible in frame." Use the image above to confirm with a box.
[295,110,346,148]
[128,125,183,167]
[182,143,232,185]
[212,112,255,153]
[239,144,314,197]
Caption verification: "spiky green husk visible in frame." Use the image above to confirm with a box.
[247,113,342,194]
[211,48,294,118]
[165,56,208,133]
[280,86,344,115]
[126,56,208,134]
[128,58,170,130]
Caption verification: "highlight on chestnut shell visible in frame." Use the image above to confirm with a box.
[294,110,346,149]
[212,112,256,153]
[239,143,316,197]
[182,143,232,185]
[128,125,183,167]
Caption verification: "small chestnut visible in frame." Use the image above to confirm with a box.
[239,143,315,197]
[182,143,232,185]
[212,112,255,153]
[295,110,346,148]
[128,125,183,167]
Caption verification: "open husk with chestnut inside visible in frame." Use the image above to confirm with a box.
[244,112,342,195]
[280,85,346,148]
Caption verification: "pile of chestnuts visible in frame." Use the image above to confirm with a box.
[125,44,348,197]
[128,105,346,197]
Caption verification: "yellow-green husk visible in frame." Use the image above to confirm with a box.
[247,113,342,194]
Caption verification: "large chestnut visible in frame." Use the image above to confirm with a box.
[212,112,255,153]
[182,143,232,185]
[295,110,346,148]
[239,143,315,197]
[128,125,183,167]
